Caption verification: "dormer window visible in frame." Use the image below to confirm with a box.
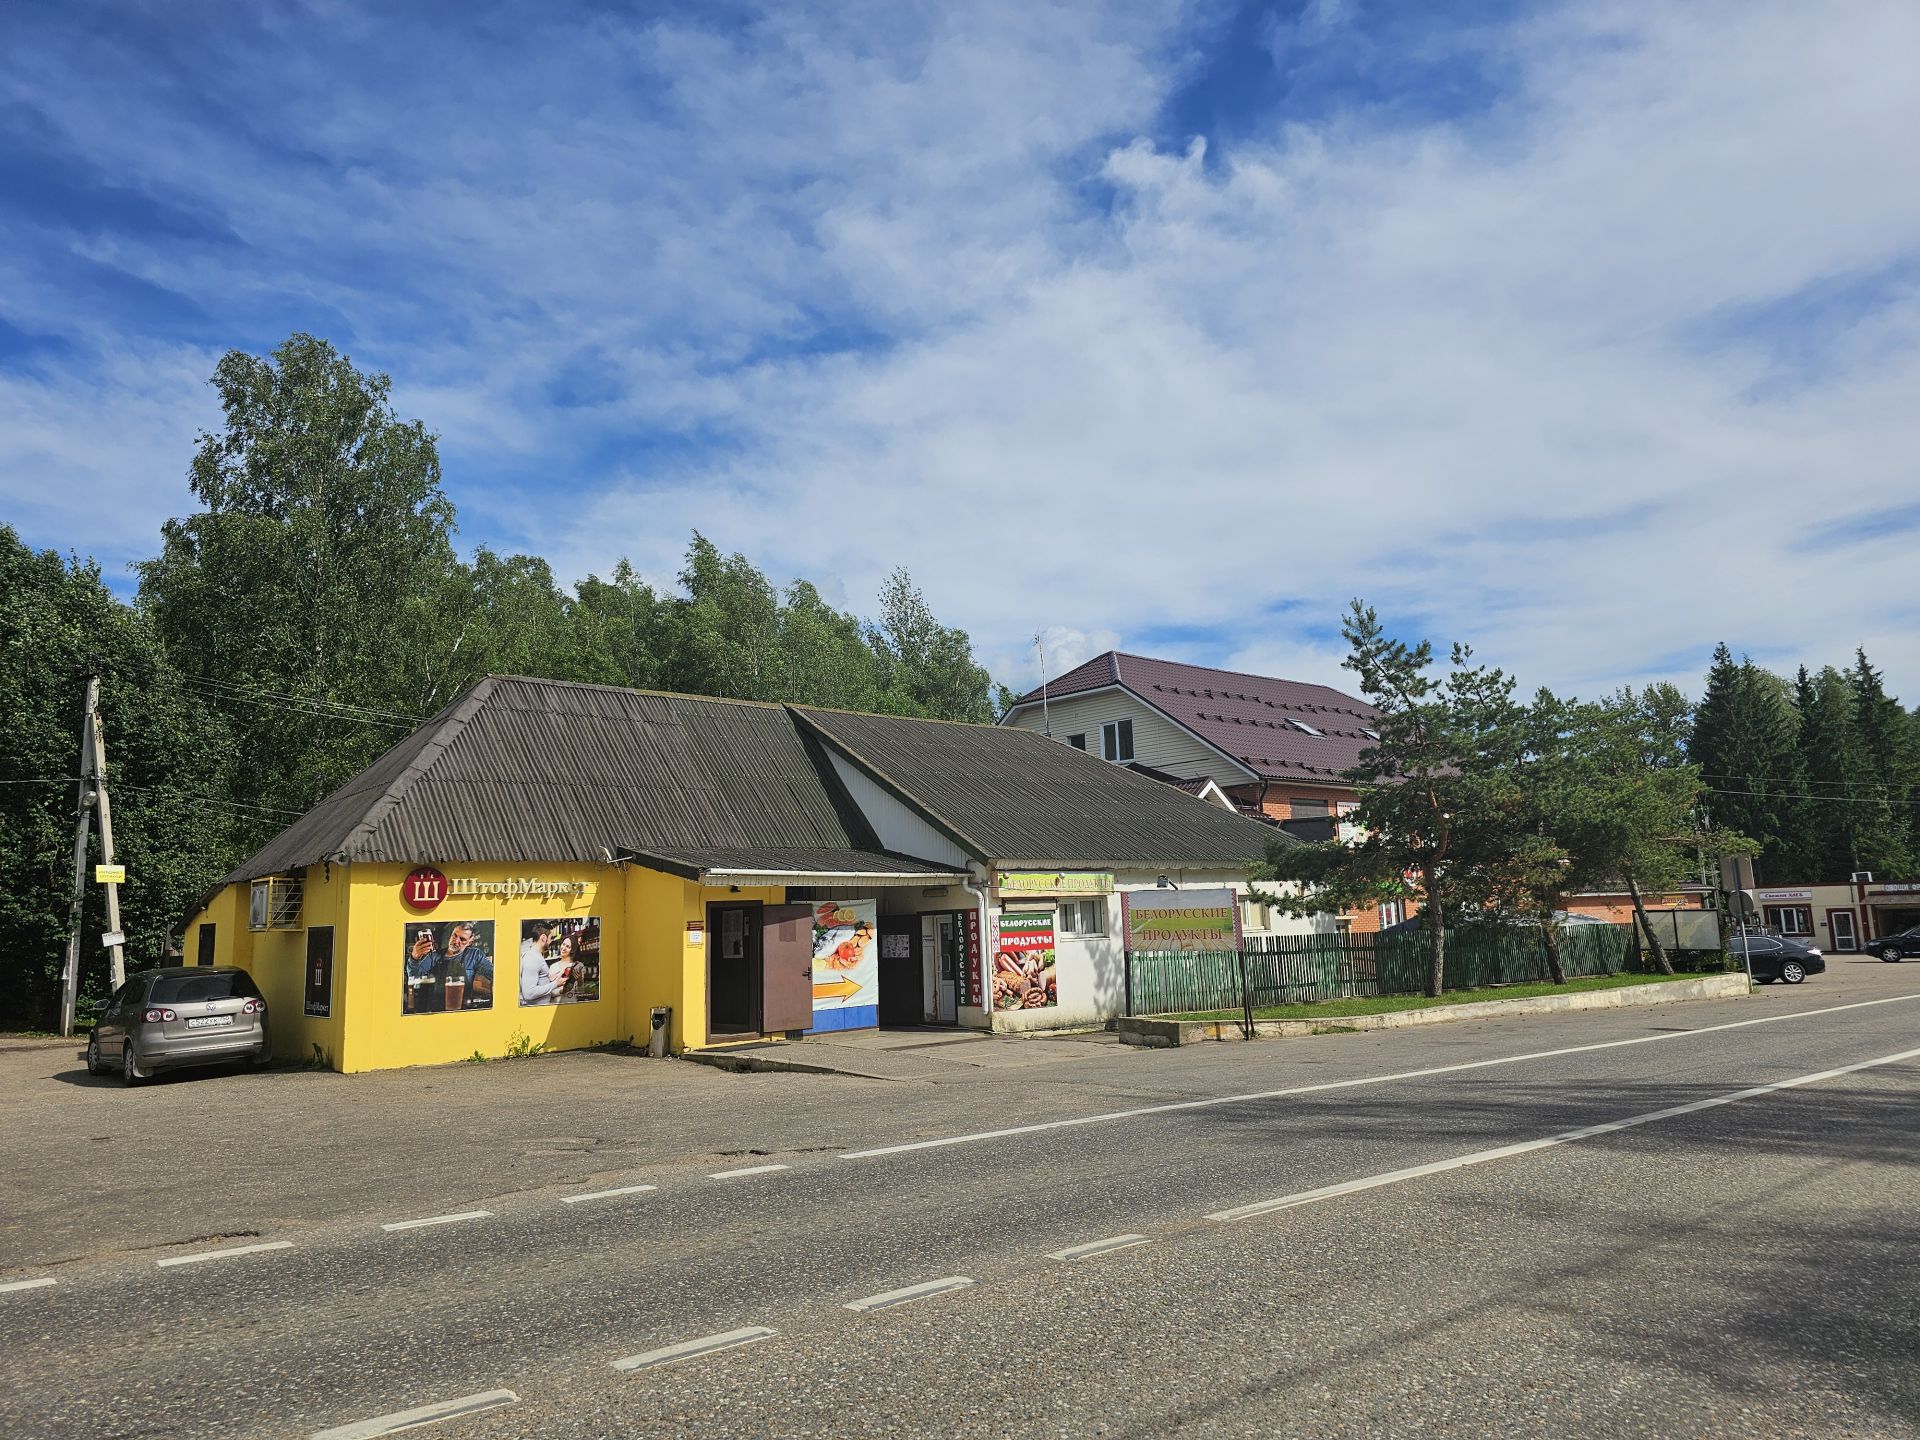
[1101,719,1135,762]
[1285,718,1324,738]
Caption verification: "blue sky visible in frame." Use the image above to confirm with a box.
[4,0,1919,699]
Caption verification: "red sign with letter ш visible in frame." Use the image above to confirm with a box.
[404,866,448,912]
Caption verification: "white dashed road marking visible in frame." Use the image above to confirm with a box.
[707,1164,789,1180]
[839,992,1920,1160]
[156,1240,294,1268]
[381,1210,492,1232]
[844,1276,974,1312]
[309,1389,519,1440]
[1209,1043,1920,1222]
[612,1326,777,1372]
[0,1277,56,1294]
[561,1184,659,1204]
[1047,1234,1151,1262]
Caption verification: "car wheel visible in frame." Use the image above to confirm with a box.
[1882,947,1903,963]
[86,1032,104,1076]
[122,1042,143,1086]
[1781,960,1806,985]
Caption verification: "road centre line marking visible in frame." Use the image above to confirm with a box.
[0,1278,56,1293]
[381,1210,492,1232]
[1208,1042,1920,1223]
[839,992,1920,1160]
[844,1276,974,1311]
[708,1163,789,1179]
[156,1240,293,1268]
[561,1184,659,1204]
[310,1389,519,1440]
[1047,1234,1152,1262]
[612,1326,776,1372]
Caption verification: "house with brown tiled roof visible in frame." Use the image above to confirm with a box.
[1001,651,1405,932]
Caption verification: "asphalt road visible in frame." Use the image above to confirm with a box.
[3,960,1917,1438]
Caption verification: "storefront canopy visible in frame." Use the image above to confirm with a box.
[620,846,969,888]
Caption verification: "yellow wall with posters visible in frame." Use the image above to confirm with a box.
[340,862,627,1073]
[186,861,792,1073]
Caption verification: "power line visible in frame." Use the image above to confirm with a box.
[1701,784,1915,807]
[180,674,423,725]
[0,775,308,818]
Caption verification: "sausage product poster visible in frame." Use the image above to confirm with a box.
[809,900,879,1033]
[992,910,1057,1011]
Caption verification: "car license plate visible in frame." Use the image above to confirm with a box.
[185,1015,233,1029]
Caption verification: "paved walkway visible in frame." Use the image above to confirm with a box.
[683,1026,1124,1080]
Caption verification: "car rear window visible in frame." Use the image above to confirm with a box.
[149,971,262,1004]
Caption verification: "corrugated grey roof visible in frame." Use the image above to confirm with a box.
[791,707,1289,867]
[224,677,879,883]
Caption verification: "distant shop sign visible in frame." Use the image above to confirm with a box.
[998,871,1113,895]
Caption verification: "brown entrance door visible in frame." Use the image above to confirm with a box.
[760,905,816,1034]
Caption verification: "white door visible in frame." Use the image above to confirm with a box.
[1829,910,1857,952]
[932,915,958,1024]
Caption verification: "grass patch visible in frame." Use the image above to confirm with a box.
[1168,971,1690,1023]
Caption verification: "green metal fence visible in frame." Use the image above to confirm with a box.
[1124,923,1640,1020]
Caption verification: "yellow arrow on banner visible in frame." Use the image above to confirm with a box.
[813,977,864,1001]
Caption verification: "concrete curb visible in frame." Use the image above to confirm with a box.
[1116,973,1750,1047]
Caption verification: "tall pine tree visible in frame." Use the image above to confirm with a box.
[1689,644,1796,881]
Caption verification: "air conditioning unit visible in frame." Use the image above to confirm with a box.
[1851,871,1874,885]
[249,875,304,931]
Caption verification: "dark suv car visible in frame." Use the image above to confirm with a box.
[1872,926,1920,962]
[87,968,270,1084]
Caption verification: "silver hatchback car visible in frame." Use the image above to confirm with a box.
[87,967,270,1084]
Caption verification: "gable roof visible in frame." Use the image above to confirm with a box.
[1008,650,1377,786]
[222,676,880,884]
[792,706,1285,867]
[222,675,1286,885]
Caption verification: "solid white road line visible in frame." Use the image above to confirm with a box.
[839,992,1920,1160]
[844,1276,975,1312]
[561,1184,659,1204]
[1209,1042,1920,1222]
[381,1210,492,1232]
[156,1240,293,1268]
[0,1278,56,1294]
[309,1389,519,1440]
[707,1163,789,1179]
[1047,1234,1152,1262]
[611,1326,776,1372]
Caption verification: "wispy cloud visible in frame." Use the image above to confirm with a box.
[3,0,1918,700]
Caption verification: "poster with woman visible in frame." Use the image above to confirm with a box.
[809,900,878,1033]
[402,919,496,1013]
[518,917,602,1005]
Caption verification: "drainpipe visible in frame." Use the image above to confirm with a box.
[963,866,992,1031]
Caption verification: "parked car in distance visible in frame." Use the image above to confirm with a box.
[1729,931,1826,985]
[86,967,270,1085]
[1872,926,1920,962]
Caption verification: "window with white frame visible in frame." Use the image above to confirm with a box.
[1378,899,1407,929]
[1764,905,1813,936]
[1101,719,1134,762]
[1242,899,1271,932]
[1065,733,1086,750]
[1057,898,1106,935]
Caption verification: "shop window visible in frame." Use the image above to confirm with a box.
[1066,733,1086,750]
[1242,900,1271,932]
[1101,719,1134,763]
[1764,905,1812,936]
[1058,898,1106,936]
[249,875,303,931]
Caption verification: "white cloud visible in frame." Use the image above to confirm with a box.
[6,0,1920,701]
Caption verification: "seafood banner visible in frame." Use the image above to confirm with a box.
[992,910,1057,1011]
[809,900,879,1033]
[1122,888,1240,952]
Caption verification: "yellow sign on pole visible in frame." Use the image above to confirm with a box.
[94,864,126,884]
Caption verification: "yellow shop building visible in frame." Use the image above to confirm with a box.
[185,676,1287,1072]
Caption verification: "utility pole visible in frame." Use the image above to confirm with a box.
[92,698,127,992]
[58,675,124,1036]
[59,676,98,1038]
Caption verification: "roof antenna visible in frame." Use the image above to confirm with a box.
[1033,631,1052,738]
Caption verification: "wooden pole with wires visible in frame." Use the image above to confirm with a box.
[91,699,126,991]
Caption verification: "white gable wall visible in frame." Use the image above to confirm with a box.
[821,749,975,868]
[1002,689,1249,784]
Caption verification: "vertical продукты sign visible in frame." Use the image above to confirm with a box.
[809,900,879,1033]
[1122,888,1241,952]
[991,910,1057,1011]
